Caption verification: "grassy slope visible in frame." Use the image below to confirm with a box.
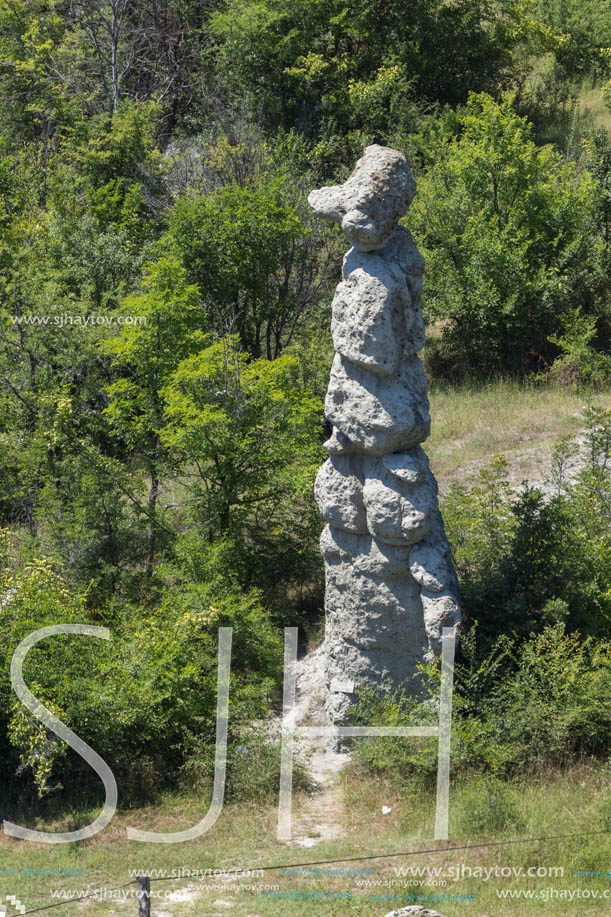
[0,768,609,915]
[575,82,611,136]
[427,381,611,490]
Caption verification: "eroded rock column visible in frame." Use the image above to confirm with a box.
[309,145,461,722]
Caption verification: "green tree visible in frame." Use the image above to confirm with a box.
[0,0,80,143]
[167,176,320,359]
[532,0,611,78]
[411,93,603,376]
[211,0,516,139]
[0,544,283,804]
[103,257,204,576]
[161,335,323,597]
[0,0,215,141]
[44,104,165,309]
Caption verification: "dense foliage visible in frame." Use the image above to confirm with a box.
[353,408,611,787]
[0,0,609,810]
[412,95,607,375]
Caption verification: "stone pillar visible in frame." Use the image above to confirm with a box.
[309,145,461,722]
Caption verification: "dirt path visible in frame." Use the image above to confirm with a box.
[283,649,350,849]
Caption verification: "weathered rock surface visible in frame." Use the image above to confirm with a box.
[310,145,460,722]
[308,145,416,251]
[325,353,430,454]
[361,458,437,545]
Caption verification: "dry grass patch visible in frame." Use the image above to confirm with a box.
[427,380,611,490]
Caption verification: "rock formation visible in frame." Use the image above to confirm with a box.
[309,145,461,722]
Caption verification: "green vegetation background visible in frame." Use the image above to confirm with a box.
[0,0,609,821]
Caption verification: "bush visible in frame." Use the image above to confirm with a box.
[442,409,611,642]
[166,177,316,360]
[410,94,604,378]
[349,684,440,794]
[482,625,611,771]
[161,337,324,612]
[0,553,284,807]
[545,307,611,389]
[210,0,513,138]
[351,624,611,787]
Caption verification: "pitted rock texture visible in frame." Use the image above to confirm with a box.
[310,145,460,722]
[308,145,416,251]
[325,353,430,455]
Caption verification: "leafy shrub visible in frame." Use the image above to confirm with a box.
[410,94,604,378]
[211,0,513,138]
[481,625,611,771]
[348,684,440,794]
[167,177,315,360]
[533,0,611,80]
[0,554,285,806]
[351,624,611,787]
[161,336,324,610]
[8,687,68,798]
[442,409,611,642]
[545,308,611,389]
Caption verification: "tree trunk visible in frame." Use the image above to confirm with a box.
[146,466,159,577]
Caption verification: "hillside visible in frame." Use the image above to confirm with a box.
[0,1,610,915]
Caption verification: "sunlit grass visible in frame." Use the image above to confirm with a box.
[426,379,611,488]
[0,766,609,915]
[576,83,611,135]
